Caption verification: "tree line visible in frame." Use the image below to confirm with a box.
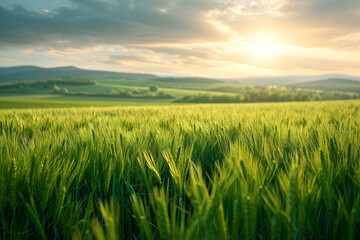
[174,90,360,103]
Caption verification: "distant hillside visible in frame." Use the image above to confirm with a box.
[152,77,222,84]
[0,66,41,75]
[225,74,360,85]
[291,78,360,93]
[0,66,156,82]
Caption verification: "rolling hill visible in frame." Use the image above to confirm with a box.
[225,74,360,85]
[0,66,157,82]
[153,77,222,84]
[291,78,360,93]
[0,66,42,75]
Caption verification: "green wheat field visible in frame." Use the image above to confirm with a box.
[1,100,359,239]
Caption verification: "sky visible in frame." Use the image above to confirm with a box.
[1,0,360,78]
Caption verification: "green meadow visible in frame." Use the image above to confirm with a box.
[0,100,359,239]
[0,98,169,109]
[2,77,359,105]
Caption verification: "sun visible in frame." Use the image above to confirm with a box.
[252,40,278,59]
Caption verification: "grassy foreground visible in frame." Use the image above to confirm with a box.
[0,101,360,239]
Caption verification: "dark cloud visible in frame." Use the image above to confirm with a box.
[1,0,360,76]
[1,0,359,51]
[0,0,228,48]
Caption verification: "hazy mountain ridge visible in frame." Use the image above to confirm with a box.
[1,66,360,88]
[224,74,360,85]
[153,77,222,84]
[0,66,42,75]
[291,78,360,86]
[290,78,360,93]
[0,66,157,82]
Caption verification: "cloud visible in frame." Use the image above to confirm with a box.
[1,0,359,51]
[1,0,360,77]
[127,45,221,59]
[3,58,16,62]
[104,54,162,65]
[279,0,360,14]
[20,48,35,54]
[213,0,360,51]
[0,0,229,48]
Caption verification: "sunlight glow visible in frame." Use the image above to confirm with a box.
[252,40,278,59]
